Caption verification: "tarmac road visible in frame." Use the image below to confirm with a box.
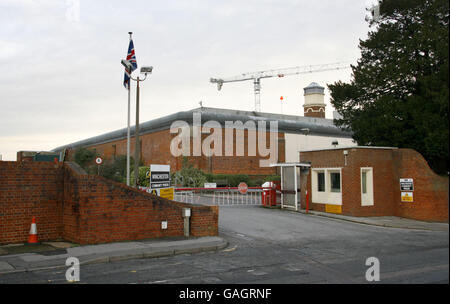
[0,205,448,284]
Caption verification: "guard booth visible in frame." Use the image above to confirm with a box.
[270,163,311,211]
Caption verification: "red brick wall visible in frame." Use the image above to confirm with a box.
[0,161,64,244]
[63,162,218,244]
[393,149,449,222]
[68,127,284,176]
[299,148,449,222]
[0,161,218,245]
[303,106,325,118]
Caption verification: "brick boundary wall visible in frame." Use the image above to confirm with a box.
[393,149,449,222]
[0,161,64,244]
[0,161,218,245]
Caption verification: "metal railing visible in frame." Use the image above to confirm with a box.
[174,187,274,206]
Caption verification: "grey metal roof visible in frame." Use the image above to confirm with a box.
[304,82,325,95]
[300,146,398,153]
[52,107,353,152]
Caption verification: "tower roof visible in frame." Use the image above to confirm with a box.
[304,82,325,95]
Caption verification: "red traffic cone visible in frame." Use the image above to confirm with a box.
[28,217,38,244]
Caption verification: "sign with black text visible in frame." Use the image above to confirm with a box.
[150,165,171,189]
[400,178,414,191]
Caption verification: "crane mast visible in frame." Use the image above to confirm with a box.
[210,61,351,112]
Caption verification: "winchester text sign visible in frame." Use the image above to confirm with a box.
[400,178,414,191]
[150,165,171,189]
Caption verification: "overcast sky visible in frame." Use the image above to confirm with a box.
[0,0,374,161]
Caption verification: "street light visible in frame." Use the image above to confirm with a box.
[121,61,153,188]
[121,59,133,71]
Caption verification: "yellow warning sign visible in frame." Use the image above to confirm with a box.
[325,204,342,214]
[159,187,174,200]
[401,192,413,202]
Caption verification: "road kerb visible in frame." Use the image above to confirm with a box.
[0,238,228,275]
[109,253,145,262]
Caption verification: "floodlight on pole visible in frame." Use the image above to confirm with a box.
[129,66,153,188]
[140,66,153,74]
[121,59,133,71]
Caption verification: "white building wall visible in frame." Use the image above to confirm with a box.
[284,133,357,162]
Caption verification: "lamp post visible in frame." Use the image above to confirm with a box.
[132,66,153,188]
[121,60,153,188]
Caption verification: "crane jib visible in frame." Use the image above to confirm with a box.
[210,61,351,112]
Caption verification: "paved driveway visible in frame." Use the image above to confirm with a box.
[218,205,449,283]
[0,205,448,284]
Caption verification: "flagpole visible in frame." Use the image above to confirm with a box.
[126,32,132,186]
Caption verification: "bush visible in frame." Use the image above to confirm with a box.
[97,155,142,184]
[172,158,207,187]
[130,166,150,187]
[73,147,97,169]
[263,175,280,182]
[204,173,250,187]
[171,157,281,188]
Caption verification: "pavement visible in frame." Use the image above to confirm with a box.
[298,209,449,232]
[0,236,228,275]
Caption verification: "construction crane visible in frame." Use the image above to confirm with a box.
[210,61,351,112]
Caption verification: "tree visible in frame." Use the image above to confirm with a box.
[328,0,449,174]
[99,155,142,184]
[73,147,97,169]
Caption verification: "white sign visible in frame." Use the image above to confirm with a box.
[150,164,170,172]
[204,183,217,188]
[95,157,103,165]
[150,164,171,189]
[400,178,414,191]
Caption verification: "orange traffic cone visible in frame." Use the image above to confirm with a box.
[28,217,38,244]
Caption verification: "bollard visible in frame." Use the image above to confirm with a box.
[182,208,191,237]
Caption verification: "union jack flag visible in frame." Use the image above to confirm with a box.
[123,39,138,89]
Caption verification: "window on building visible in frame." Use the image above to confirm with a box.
[361,171,367,194]
[317,172,325,192]
[361,168,374,206]
[311,168,343,206]
[330,172,341,193]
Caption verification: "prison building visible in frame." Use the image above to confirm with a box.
[52,106,356,177]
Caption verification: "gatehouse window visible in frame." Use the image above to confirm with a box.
[317,172,325,192]
[329,172,341,193]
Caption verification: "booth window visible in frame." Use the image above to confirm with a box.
[317,172,325,192]
[311,168,343,206]
[330,172,341,193]
[361,171,367,194]
[361,167,374,206]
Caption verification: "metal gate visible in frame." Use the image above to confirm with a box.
[174,187,274,206]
